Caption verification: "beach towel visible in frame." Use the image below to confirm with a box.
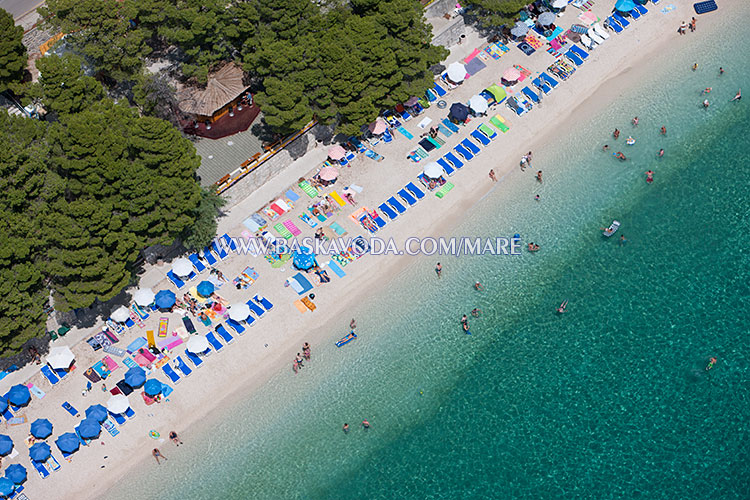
[327,261,346,278]
[329,222,347,236]
[273,223,294,240]
[102,417,120,437]
[158,317,168,338]
[288,278,304,294]
[293,300,307,313]
[126,337,147,354]
[463,48,481,63]
[292,273,314,295]
[415,147,429,158]
[490,114,510,133]
[525,34,544,49]
[329,191,347,207]
[298,180,319,198]
[103,345,126,357]
[146,330,156,348]
[283,220,302,236]
[122,357,138,369]
[92,361,110,379]
[417,117,432,129]
[437,124,453,137]
[84,368,101,383]
[547,27,564,40]
[27,383,45,399]
[514,65,533,81]
[435,182,455,199]
[517,42,535,56]
[299,213,317,228]
[465,57,487,76]
[301,297,316,311]
[62,402,79,417]
[442,118,460,133]
[94,331,112,350]
[396,126,414,140]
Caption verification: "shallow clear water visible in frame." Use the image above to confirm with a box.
[110,10,750,500]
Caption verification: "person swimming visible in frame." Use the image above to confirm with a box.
[702,87,712,95]
[474,281,483,291]
[613,128,620,139]
[703,99,710,108]
[645,170,654,183]
[471,308,481,317]
[731,89,741,101]
[557,300,568,314]
[658,149,664,157]
[632,117,638,126]
[706,357,717,371]
[603,144,609,151]
[660,126,667,135]
[528,242,540,252]
[615,152,627,161]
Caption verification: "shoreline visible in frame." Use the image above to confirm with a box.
[19,3,737,498]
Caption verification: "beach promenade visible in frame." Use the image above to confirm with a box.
[2,2,732,498]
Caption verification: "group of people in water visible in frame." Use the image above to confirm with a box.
[292,342,312,374]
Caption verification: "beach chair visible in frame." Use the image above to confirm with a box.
[378,203,398,221]
[174,356,192,377]
[220,234,238,253]
[532,77,551,95]
[442,118,460,133]
[162,364,181,384]
[227,317,249,333]
[461,138,481,156]
[478,123,497,140]
[406,182,425,200]
[490,114,510,133]
[185,350,204,368]
[566,51,584,66]
[541,72,559,89]
[32,460,50,479]
[188,254,206,273]
[382,129,393,143]
[635,3,647,15]
[41,366,59,385]
[433,82,447,97]
[166,271,185,289]
[206,332,223,352]
[211,240,228,260]
[425,88,437,102]
[454,144,473,161]
[201,247,218,266]
[570,45,589,60]
[436,158,455,176]
[628,7,641,19]
[612,12,630,28]
[606,16,624,34]
[124,407,135,419]
[443,152,464,170]
[370,211,386,228]
[470,130,491,146]
[521,86,541,104]
[254,295,274,312]
[387,196,407,214]
[593,23,610,40]
[216,324,234,344]
[245,299,265,318]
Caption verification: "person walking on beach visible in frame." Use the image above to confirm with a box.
[343,423,350,433]
[690,17,696,32]
[152,448,167,464]
[295,353,304,367]
[292,360,299,374]
[489,169,497,182]
[679,21,687,35]
[520,155,528,171]
[435,262,442,278]
[169,431,183,446]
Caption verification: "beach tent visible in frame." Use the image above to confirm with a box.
[155,289,176,309]
[197,281,214,297]
[614,0,637,11]
[423,162,444,179]
[6,385,30,407]
[55,433,80,454]
[319,167,339,182]
[484,85,507,104]
[30,418,53,439]
[77,418,101,439]
[171,257,193,277]
[4,464,26,484]
[511,22,530,37]
[0,436,12,456]
[369,118,387,135]
[133,288,155,307]
[538,12,556,26]
[107,394,130,415]
[446,62,467,83]
[124,366,147,388]
[328,145,346,160]
[29,442,51,462]
[0,478,13,497]
[449,103,469,122]
[469,95,489,114]
[143,379,163,396]
[186,335,210,354]
[228,303,251,322]
[293,247,317,271]
[85,404,108,423]
[46,345,75,370]
[111,306,130,323]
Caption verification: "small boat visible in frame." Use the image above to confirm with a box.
[603,220,620,237]
[335,332,357,347]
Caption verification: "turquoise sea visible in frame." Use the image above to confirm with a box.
[111,8,749,500]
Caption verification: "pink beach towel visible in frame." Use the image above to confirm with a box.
[103,356,119,372]
[463,48,481,63]
[283,220,302,236]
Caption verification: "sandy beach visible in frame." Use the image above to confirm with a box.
[5,2,737,498]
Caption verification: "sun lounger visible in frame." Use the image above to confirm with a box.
[460,138,481,155]
[490,114,510,133]
[540,72,559,89]
[387,196,407,214]
[210,240,228,260]
[174,356,192,377]
[220,233,238,253]
[206,332,223,352]
[228,317,250,333]
[188,253,206,273]
[406,182,425,200]
[1,408,13,421]
[628,7,641,19]
[200,248,217,267]
[216,324,234,344]
[442,118,460,133]
[32,460,50,479]
[124,407,135,419]
[245,299,265,318]
[162,364,181,384]
[533,77,552,94]
[432,82,447,97]
[436,158,455,176]
[606,16,624,33]
[570,45,589,60]
[470,130,490,146]
[443,152,464,170]
[273,223,293,240]
[253,296,273,313]
[62,401,79,417]
[378,203,398,220]
[566,51,584,66]
[478,123,497,140]
[40,366,59,385]
[612,12,630,28]
[521,86,541,104]
[166,271,185,289]
[185,350,204,368]
[454,143,473,161]
[180,316,196,335]
[435,182,454,199]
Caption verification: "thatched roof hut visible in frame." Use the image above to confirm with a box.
[177,63,248,118]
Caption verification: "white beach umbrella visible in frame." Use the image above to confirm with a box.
[107,394,130,415]
[133,288,155,307]
[171,257,193,277]
[111,306,130,323]
[552,0,567,7]
[469,95,489,114]
[46,346,75,370]
[446,62,466,83]
[228,303,251,322]
[538,12,556,26]
[423,162,444,179]
[186,335,210,354]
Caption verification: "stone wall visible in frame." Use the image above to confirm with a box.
[432,16,467,48]
[424,0,457,19]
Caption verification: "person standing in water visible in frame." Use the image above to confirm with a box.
[474,281,483,291]
[632,117,639,126]
[646,170,654,183]
[619,234,627,246]
[152,449,167,465]
[613,128,620,139]
[435,262,442,278]
[658,149,665,158]
[343,423,350,433]
[731,89,741,101]
[660,126,667,135]
[361,419,371,430]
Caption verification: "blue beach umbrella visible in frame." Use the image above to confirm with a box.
[29,442,51,462]
[7,385,30,407]
[77,418,101,439]
[0,436,12,456]
[293,247,317,271]
[614,0,637,12]
[143,379,162,397]
[4,464,26,484]
[85,404,108,423]
[124,366,147,388]
[154,289,176,309]
[30,418,53,439]
[0,477,13,497]
[449,102,469,122]
[56,433,80,454]
[197,281,214,297]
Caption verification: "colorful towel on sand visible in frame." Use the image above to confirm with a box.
[122,357,138,369]
[233,267,259,290]
[465,57,487,76]
[329,222,347,236]
[463,48,481,63]
[102,417,120,436]
[27,383,45,399]
[514,65,533,81]
[524,34,544,49]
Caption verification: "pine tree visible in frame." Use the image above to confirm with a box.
[0,8,27,92]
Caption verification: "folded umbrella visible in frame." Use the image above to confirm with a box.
[30,418,53,439]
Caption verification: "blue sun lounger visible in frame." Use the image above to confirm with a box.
[125,407,135,419]
[185,350,204,368]
[245,299,265,318]
[378,203,398,220]
[433,82,447,97]
[166,270,185,289]
[436,158,455,176]
[108,410,126,425]
[41,365,59,385]
[254,295,274,312]
[521,86,541,104]
[162,364,181,384]
[188,254,206,273]
[570,45,589,60]
[211,240,228,260]
[442,118,460,133]
[461,138,481,156]
[541,72,559,88]
[629,7,641,19]
[202,247,218,266]
[533,77,552,94]
[566,51,584,66]
[32,460,50,479]
[443,151,464,170]
[62,401,79,417]
[607,16,624,33]
[406,182,426,199]
[387,196,407,214]
[216,324,234,344]
[397,188,418,206]
[613,12,630,28]
[221,234,238,253]
[454,143,473,161]
[174,356,192,377]
[470,130,491,146]
[228,315,252,332]
[635,3,647,15]
[206,332,223,352]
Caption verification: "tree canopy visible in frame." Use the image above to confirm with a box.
[465,0,527,30]
[36,54,104,116]
[0,8,27,93]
